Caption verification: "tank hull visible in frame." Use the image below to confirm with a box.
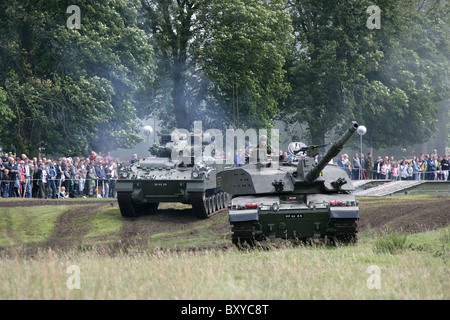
[229,193,359,245]
[116,158,228,219]
[116,178,215,204]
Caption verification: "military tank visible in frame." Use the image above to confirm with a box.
[218,121,360,246]
[116,132,227,219]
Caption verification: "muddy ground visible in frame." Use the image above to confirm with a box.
[1,195,449,254]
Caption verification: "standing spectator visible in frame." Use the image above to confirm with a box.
[441,154,449,181]
[360,153,366,179]
[69,159,79,196]
[384,156,392,179]
[17,160,25,197]
[55,159,63,193]
[406,163,413,180]
[436,156,443,180]
[108,159,118,198]
[337,154,344,169]
[380,161,388,179]
[426,155,437,180]
[78,160,87,197]
[95,160,106,197]
[87,168,96,197]
[399,159,408,180]
[90,151,98,162]
[411,156,420,180]
[104,161,111,198]
[373,156,382,179]
[431,149,438,158]
[37,164,47,199]
[391,163,399,180]
[352,153,361,180]
[32,163,40,197]
[62,161,71,196]
[23,157,32,198]
[420,155,429,180]
[365,153,373,180]
[342,154,351,178]
[4,157,17,197]
[2,169,10,197]
[47,161,57,199]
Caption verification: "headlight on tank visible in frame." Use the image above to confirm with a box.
[192,171,200,179]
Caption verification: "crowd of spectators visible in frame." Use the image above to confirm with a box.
[234,147,449,182]
[0,150,122,199]
[233,146,450,182]
[335,149,450,181]
[1,146,449,199]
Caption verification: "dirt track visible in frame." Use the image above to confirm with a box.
[358,196,450,233]
[1,195,449,254]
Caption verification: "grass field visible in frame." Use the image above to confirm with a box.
[0,196,448,300]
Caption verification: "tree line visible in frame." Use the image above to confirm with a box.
[0,0,448,157]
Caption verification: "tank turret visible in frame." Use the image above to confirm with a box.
[217,121,360,246]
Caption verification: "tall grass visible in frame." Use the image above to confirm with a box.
[373,229,408,254]
[0,227,448,300]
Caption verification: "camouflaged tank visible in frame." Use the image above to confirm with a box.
[218,121,360,246]
[116,132,227,218]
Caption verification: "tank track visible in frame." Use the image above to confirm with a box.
[231,221,256,246]
[190,190,228,219]
[117,192,159,218]
[118,190,228,219]
[117,192,138,218]
[230,218,358,247]
[327,218,358,244]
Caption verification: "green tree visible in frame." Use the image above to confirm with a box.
[0,87,15,140]
[0,0,154,156]
[140,0,202,130]
[283,0,449,148]
[141,0,292,131]
[195,0,293,129]
[282,0,382,144]
[352,0,450,149]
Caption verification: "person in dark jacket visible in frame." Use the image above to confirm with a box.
[95,161,106,197]
[2,169,10,197]
[47,161,57,199]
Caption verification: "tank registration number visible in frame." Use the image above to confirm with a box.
[153,183,167,187]
[284,214,303,218]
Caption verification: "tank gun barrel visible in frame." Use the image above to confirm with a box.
[306,121,359,182]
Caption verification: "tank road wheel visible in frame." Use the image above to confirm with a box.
[190,192,211,219]
[209,196,214,214]
[212,195,217,212]
[221,192,226,209]
[217,192,223,210]
[205,195,211,216]
[117,192,138,218]
[231,221,256,247]
[222,192,228,208]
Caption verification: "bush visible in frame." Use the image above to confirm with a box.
[373,229,408,254]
